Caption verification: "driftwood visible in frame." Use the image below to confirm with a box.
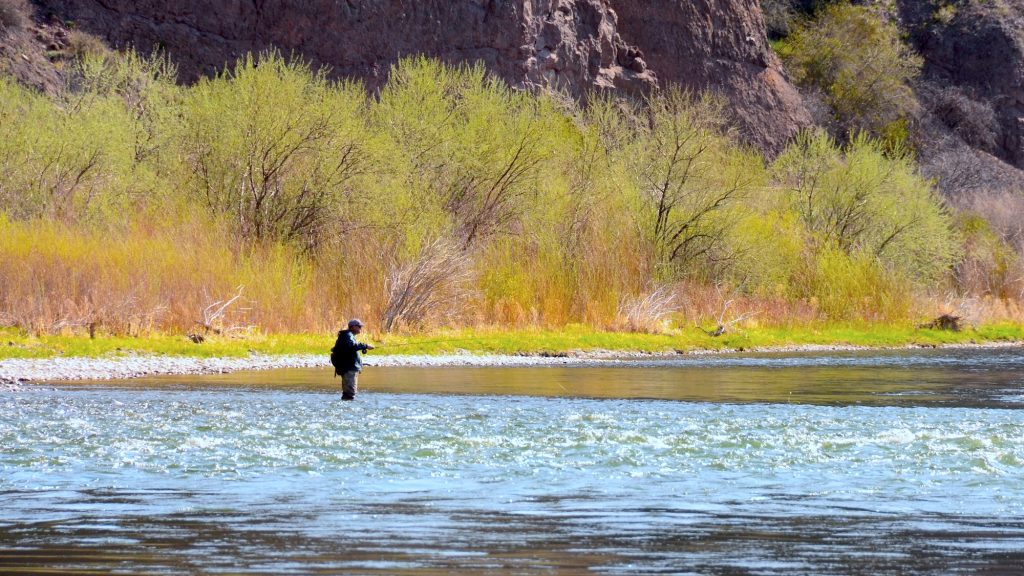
[919,314,963,332]
[695,287,758,337]
[188,286,245,342]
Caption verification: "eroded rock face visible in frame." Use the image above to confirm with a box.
[900,0,1024,168]
[518,1,658,96]
[35,0,657,93]
[0,16,65,95]
[610,0,810,154]
[36,0,809,153]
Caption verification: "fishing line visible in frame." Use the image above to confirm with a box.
[373,337,495,349]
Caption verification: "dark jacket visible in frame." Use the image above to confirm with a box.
[330,330,369,374]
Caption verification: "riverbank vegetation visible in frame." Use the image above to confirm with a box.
[1,48,1022,346]
[2,325,1023,360]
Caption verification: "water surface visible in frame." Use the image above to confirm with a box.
[2,348,1023,574]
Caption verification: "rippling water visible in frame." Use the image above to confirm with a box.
[2,349,1024,574]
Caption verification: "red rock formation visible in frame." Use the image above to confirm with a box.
[35,0,810,153]
[610,0,810,153]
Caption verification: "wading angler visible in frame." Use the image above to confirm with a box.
[330,319,374,400]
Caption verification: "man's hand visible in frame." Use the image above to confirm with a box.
[365,344,375,351]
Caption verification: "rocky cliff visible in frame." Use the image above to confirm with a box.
[900,0,1024,170]
[32,0,810,153]
[610,0,808,157]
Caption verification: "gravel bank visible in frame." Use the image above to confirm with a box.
[0,353,606,384]
[1,342,1020,385]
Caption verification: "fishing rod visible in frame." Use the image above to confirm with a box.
[371,337,494,349]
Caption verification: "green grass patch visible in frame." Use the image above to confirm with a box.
[0,328,325,359]
[1,323,1021,361]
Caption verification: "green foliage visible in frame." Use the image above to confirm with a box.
[63,51,181,208]
[0,76,136,221]
[0,52,1006,334]
[373,57,551,250]
[620,89,764,279]
[778,4,922,139]
[176,53,368,249]
[806,245,912,321]
[773,131,958,284]
[728,210,807,297]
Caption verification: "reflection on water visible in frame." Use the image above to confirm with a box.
[2,348,1023,574]
[129,347,1024,407]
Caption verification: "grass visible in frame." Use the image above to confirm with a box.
[2,323,1022,361]
[0,329,326,359]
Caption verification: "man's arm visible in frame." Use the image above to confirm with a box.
[346,332,372,352]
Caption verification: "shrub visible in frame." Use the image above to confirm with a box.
[175,52,368,250]
[807,245,912,321]
[727,209,807,298]
[0,76,136,221]
[778,4,921,140]
[926,85,1000,151]
[380,237,472,332]
[64,30,109,60]
[373,57,550,250]
[0,0,30,33]
[773,131,959,284]
[919,144,991,198]
[954,213,1023,299]
[622,88,764,279]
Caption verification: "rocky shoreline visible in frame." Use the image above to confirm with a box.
[1,341,1022,388]
[0,353,601,386]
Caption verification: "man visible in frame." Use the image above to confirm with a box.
[330,319,374,400]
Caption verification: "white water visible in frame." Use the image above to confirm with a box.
[2,349,1023,574]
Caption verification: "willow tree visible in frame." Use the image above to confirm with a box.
[773,131,958,283]
[374,57,548,251]
[626,89,762,278]
[0,76,134,221]
[176,53,368,250]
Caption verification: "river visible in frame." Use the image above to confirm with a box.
[2,348,1023,574]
